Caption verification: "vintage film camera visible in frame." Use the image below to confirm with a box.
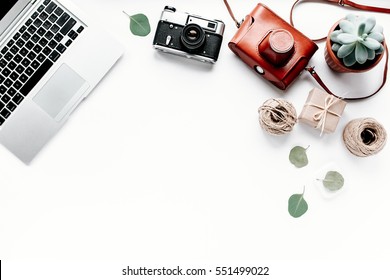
[153,6,225,64]
[228,4,318,90]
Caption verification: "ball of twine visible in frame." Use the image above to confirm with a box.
[343,118,387,157]
[258,98,297,136]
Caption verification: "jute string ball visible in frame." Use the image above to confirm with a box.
[343,118,387,157]
[258,98,297,135]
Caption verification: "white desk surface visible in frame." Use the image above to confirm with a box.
[1,0,389,266]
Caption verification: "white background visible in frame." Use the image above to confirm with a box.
[1,0,389,275]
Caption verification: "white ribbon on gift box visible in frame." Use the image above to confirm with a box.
[307,95,342,135]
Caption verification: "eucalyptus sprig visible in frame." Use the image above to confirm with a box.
[123,11,151,37]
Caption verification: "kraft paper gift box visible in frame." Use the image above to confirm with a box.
[299,88,347,134]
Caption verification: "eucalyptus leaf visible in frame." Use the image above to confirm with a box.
[289,146,309,168]
[288,189,308,218]
[321,171,344,191]
[123,12,151,37]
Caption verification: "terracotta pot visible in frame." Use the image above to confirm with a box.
[325,20,385,73]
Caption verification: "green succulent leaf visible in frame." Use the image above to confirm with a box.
[368,32,384,43]
[289,146,309,168]
[376,44,384,55]
[338,33,358,44]
[124,12,151,37]
[357,22,366,37]
[337,43,356,58]
[345,14,358,24]
[362,38,381,50]
[364,17,376,33]
[339,20,355,34]
[343,51,357,66]
[355,43,368,64]
[321,171,344,191]
[367,49,376,60]
[372,24,384,34]
[330,30,343,43]
[332,43,341,52]
[288,189,308,218]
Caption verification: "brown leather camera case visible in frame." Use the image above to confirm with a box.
[228,3,318,90]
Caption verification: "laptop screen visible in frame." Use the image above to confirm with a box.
[0,0,18,21]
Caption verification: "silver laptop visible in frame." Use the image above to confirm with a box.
[0,0,124,164]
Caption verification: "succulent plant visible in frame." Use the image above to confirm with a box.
[330,14,384,67]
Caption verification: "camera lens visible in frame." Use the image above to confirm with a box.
[180,24,206,53]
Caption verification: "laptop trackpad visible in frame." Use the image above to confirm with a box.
[33,64,89,122]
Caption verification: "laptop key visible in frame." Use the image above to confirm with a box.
[0,108,11,119]
[21,58,30,67]
[31,60,40,69]
[16,65,25,74]
[25,67,34,76]
[37,27,46,36]
[49,50,60,62]
[16,39,25,48]
[42,47,51,55]
[49,14,58,23]
[37,5,45,13]
[31,34,40,43]
[33,45,43,53]
[10,72,19,81]
[4,78,13,87]
[33,18,43,28]
[45,2,57,14]
[56,44,66,53]
[0,116,5,126]
[43,0,51,5]
[60,18,76,35]
[1,94,11,104]
[6,101,17,112]
[27,25,37,34]
[31,12,39,19]
[7,87,17,97]
[19,74,28,83]
[0,59,7,67]
[12,93,24,104]
[39,38,49,47]
[13,54,23,64]
[39,12,49,21]
[8,61,17,70]
[20,59,53,96]
[20,47,29,56]
[54,33,63,42]
[50,24,60,33]
[57,13,70,26]
[13,81,22,90]
[7,40,15,48]
[2,68,11,77]
[1,47,8,54]
[54,7,64,17]
[0,86,6,94]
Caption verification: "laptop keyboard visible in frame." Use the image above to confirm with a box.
[0,0,85,126]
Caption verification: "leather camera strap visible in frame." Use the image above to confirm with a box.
[290,0,390,100]
[290,0,390,42]
[223,0,242,28]
[305,43,388,101]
